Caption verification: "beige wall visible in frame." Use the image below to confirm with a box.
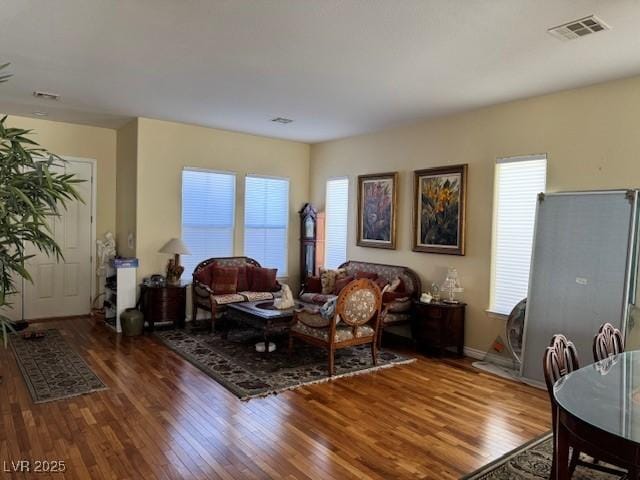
[309,74,640,353]
[6,115,117,240]
[135,117,310,288]
[116,119,138,257]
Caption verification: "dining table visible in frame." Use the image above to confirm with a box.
[553,350,640,479]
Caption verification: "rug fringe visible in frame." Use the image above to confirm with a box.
[241,358,417,401]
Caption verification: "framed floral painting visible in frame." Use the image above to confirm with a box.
[357,172,398,249]
[413,164,467,255]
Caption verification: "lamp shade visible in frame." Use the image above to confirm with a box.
[158,238,191,255]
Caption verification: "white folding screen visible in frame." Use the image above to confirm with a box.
[244,175,290,276]
[181,169,236,278]
[325,178,349,269]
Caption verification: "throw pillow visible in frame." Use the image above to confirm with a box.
[236,266,250,292]
[320,297,338,320]
[195,263,214,286]
[211,267,239,294]
[355,271,378,280]
[375,276,388,291]
[305,276,322,293]
[320,268,346,294]
[333,275,354,295]
[250,267,278,292]
[388,276,406,293]
[382,291,410,303]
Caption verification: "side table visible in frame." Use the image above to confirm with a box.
[412,301,466,357]
[140,284,187,331]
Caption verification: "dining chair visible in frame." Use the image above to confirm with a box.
[593,322,625,362]
[289,278,382,376]
[543,334,627,479]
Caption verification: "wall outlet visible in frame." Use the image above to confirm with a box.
[128,232,135,250]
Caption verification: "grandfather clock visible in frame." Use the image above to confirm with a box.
[299,203,318,290]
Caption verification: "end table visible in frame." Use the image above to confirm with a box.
[140,283,187,331]
[412,300,466,357]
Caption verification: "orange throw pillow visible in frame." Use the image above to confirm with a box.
[211,267,239,294]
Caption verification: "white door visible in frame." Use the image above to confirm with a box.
[23,160,93,320]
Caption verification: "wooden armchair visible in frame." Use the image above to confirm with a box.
[289,278,383,376]
[593,322,625,362]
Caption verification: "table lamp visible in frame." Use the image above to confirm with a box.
[159,238,191,285]
[441,267,463,303]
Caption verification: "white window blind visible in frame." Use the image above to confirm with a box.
[325,178,349,269]
[491,155,547,315]
[244,175,290,276]
[181,169,236,278]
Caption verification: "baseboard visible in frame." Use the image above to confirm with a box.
[463,346,516,368]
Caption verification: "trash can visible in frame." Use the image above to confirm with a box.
[120,308,144,336]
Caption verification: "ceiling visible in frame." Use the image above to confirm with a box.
[2,0,640,143]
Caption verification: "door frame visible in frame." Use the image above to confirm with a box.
[20,156,97,319]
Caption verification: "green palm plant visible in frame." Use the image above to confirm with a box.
[0,63,83,345]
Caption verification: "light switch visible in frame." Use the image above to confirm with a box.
[576,277,588,285]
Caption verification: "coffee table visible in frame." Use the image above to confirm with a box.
[225,300,311,353]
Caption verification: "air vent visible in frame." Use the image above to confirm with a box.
[548,15,610,40]
[33,91,60,100]
[271,117,293,124]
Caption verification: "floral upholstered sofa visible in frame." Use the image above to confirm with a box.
[299,260,421,344]
[192,256,281,331]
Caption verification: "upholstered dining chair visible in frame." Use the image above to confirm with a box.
[543,334,626,479]
[289,278,382,376]
[593,322,625,362]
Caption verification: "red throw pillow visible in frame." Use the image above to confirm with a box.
[236,266,250,292]
[355,271,378,280]
[211,267,239,294]
[305,276,322,293]
[375,277,388,290]
[382,291,409,303]
[250,267,278,292]
[195,263,214,286]
[334,275,354,295]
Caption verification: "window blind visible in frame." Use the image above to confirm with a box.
[491,155,547,315]
[325,178,349,269]
[181,169,236,278]
[244,175,290,276]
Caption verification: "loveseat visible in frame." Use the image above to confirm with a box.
[192,256,281,331]
[299,260,421,344]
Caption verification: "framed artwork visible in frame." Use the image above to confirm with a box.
[413,164,467,255]
[357,172,398,249]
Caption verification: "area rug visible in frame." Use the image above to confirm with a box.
[461,432,624,479]
[155,327,415,400]
[9,329,107,404]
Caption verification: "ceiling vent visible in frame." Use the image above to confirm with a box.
[33,91,60,100]
[271,117,293,124]
[548,15,610,40]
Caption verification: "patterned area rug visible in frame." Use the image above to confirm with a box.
[462,433,624,479]
[9,329,107,404]
[155,326,414,400]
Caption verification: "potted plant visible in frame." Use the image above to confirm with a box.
[0,63,83,346]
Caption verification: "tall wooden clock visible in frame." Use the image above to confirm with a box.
[299,203,318,290]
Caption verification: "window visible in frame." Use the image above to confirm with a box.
[244,175,290,276]
[181,168,236,278]
[490,154,547,315]
[325,177,349,269]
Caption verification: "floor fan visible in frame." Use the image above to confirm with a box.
[472,299,526,379]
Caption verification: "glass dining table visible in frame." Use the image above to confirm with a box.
[553,350,640,479]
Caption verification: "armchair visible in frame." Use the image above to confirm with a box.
[289,278,383,375]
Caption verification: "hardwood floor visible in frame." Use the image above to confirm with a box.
[0,317,550,479]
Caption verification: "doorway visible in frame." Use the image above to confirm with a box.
[21,158,95,320]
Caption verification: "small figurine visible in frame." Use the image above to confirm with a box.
[274,284,295,310]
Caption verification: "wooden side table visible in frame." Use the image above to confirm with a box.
[412,301,466,357]
[140,284,186,331]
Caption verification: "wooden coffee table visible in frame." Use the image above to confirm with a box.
[225,300,311,353]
